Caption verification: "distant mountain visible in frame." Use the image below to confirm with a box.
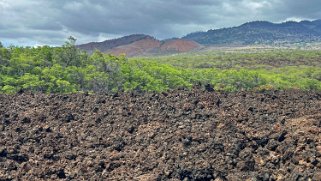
[78,34,201,56]
[77,34,151,54]
[78,20,321,55]
[183,20,321,45]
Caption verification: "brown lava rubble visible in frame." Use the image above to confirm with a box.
[0,89,320,180]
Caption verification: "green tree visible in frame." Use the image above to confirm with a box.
[0,47,10,70]
[54,36,85,67]
[19,73,46,92]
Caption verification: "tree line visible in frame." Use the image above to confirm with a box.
[1,38,321,94]
[0,37,193,93]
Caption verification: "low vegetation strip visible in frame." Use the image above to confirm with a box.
[0,89,320,180]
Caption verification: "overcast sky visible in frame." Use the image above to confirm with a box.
[0,0,321,46]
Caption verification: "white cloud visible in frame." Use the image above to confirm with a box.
[63,1,84,11]
[283,17,310,22]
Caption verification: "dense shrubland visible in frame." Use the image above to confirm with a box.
[136,49,321,68]
[1,38,321,93]
[0,38,193,93]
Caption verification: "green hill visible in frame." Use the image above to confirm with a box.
[183,20,321,45]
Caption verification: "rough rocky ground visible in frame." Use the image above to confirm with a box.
[0,89,320,180]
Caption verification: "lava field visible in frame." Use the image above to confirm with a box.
[0,89,320,180]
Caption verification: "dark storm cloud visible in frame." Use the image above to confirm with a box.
[0,0,321,46]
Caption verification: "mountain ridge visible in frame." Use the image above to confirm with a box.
[78,34,201,56]
[183,20,321,45]
[77,34,154,54]
[78,19,321,56]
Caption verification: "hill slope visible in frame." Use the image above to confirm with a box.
[77,34,151,54]
[78,35,201,56]
[183,20,321,45]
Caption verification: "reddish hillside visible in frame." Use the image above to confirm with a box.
[161,39,201,53]
[78,34,201,57]
[106,36,161,57]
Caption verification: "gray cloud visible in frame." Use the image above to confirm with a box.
[0,0,320,46]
